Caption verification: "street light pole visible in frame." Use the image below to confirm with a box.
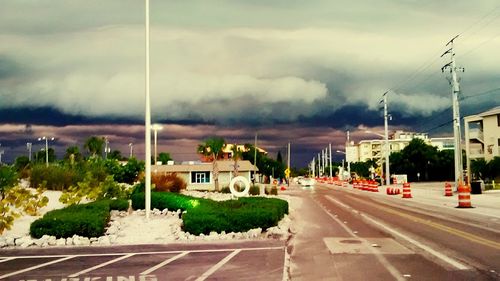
[329,143,332,178]
[129,143,134,158]
[383,93,390,186]
[144,0,152,220]
[27,142,32,161]
[38,136,54,167]
[152,124,163,164]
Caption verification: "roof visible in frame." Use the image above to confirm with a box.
[464,106,500,121]
[222,144,268,154]
[152,160,258,173]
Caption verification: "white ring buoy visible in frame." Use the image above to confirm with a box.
[229,176,250,197]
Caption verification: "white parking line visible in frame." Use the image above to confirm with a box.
[0,246,283,259]
[140,251,189,275]
[68,253,135,277]
[195,249,242,281]
[325,195,470,270]
[0,257,15,263]
[0,255,76,279]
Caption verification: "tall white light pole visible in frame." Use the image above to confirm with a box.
[287,142,291,186]
[104,137,110,159]
[38,136,54,167]
[27,142,32,161]
[346,131,351,178]
[129,143,134,158]
[329,143,333,178]
[0,144,3,164]
[144,0,152,220]
[152,124,163,164]
[383,92,390,186]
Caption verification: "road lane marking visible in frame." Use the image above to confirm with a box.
[0,246,284,259]
[0,255,76,279]
[68,253,135,277]
[347,195,500,250]
[325,195,470,270]
[195,249,242,281]
[314,196,406,281]
[140,251,189,275]
[0,257,15,263]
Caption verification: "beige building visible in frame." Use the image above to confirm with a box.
[464,106,500,180]
[152,160,257,191]
[355,131,454,163]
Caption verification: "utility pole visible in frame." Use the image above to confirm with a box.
[346,130,351,179]
[254,133,257,183]
[0,144,3,164]
[329,143,333,178]
[441,35,464,191]
[317,152,321,176]
[27,142,32,161]
[104,137,109,159]
[382,92,390,186]
[311,158,315,177]
[287,142,290,187]
[129,143,134,158]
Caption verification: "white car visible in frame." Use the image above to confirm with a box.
[300,177,315,187]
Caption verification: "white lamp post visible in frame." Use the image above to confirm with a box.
[365,130,390,185]
[151,124,163,165]
[38,136,55,167]
[144,0,152,220]
[129,143,134,158]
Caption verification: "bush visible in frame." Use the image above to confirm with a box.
[131,192,210,211]
[29,199,126,238]
[183,196,288,235]
[152,172,187,193]
[220,186,231,193]
[249,185,260,195]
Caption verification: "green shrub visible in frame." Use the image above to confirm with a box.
[29,199,126,238]
[152,172,187,193]
[249,185,260,195]
[183,196,288,235]
[131,192,210,211]
[270,186,278,195]
[220,186,231,193]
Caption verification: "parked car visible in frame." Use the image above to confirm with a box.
[300,177,315,187]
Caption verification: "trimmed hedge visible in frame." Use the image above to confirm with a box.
[131,192,288,235]
[131,192,212,211]
[29,199,128,238]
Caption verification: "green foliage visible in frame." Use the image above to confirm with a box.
[249,185,260,195]
[33,148,56,164]
[64,146,83,165]
[220,186,231,193]
[108,150,124,161]
[0,166,18,198]
[198,137,226,191]
[14,156,30,172]
[60,175,130,205]
[183,196,289,235]
[131,192,288,235]
[109,158,144,184]
[84,136,105,158]
[473,157,500,181]
[242,144,285,180]
[30,199,127,238]
[158,152,172,164]
[1,186,48,234]
[389,139,454,182]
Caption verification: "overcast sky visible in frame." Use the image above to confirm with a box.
[1,1,499,166]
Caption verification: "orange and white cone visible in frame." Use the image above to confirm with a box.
[402,182,412,198]
[444,182,453,197]
[457,182,473,208]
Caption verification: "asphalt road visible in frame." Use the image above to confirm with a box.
[288,182,500,281]
[0,241,286,281]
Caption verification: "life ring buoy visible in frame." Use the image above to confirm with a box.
[229,176,250,197]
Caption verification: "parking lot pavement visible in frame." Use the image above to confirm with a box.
[0,241,286,281]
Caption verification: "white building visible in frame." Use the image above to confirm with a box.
[464,106,500,180]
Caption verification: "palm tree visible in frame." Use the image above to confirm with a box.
[231,144,243,177]
[64,146,82,165]
[197,137,226,192]
[84,136,105,158]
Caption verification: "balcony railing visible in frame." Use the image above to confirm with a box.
[469,128,484,142]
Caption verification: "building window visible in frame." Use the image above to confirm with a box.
[498,114,500,126]
[191,172,210,183]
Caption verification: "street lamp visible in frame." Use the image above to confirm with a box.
[104,137,110,159]
[129,143,134,158]
[27,142,32,161]
[151,124,163,164]
[38,136,55,167]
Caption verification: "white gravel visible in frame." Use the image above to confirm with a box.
[1,189,295,249]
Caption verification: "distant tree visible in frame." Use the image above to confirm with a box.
[64,146,82,165]
[158,152,172,164]
[277,151,283,163]
[34,148,56,164]
[108,150,124,161]
[487,157,500,180]
[197,137,226,191]
[14,156,30,171]
[0,166,18,199]
[84,136,105,158]
[230,144,243,177]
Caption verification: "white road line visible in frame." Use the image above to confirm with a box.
[68,253,135,277]
[0,257,15,263]
[0,255,76,279]
[195,249,242,281]
[316,196,406,281]
[282,246,290,281]
[325,195,470,270]
[140,251,189,275]
[1,246,283,259]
